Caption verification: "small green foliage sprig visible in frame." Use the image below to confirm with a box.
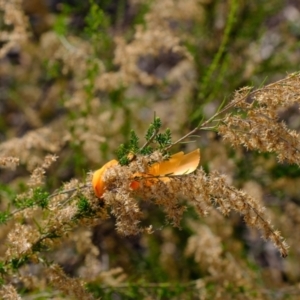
[0,211,9,226]
[0,188,50,226]
[116,116,172,165]
[0,185,95,279]
[84,0,112,63]
[13,187,50,210]
[74,195,96,219]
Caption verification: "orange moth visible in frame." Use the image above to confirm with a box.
[92,149,200,198]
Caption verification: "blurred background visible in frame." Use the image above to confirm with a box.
[1,0,300,299]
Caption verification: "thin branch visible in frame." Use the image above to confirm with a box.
[140,128,159,151]
[166,82,299,150]
[9,184,91,217]
[58,35,78,53]
[50,184,90,199]
[100,279,199,290]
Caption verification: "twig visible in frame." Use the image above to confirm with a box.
[140,128,159,152]
[166,84,291,150]
[9,184,91,217]
[50,184,90,199]
[100,279,199,290]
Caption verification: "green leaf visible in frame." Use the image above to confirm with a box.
[116,144,130,165]
[10,257,29,270]
[153,117,162,130]
[0,261,6,275]
[129,130,139,153]
[140,146,153,155]
[0,211,9,225]
[13,188,49,210]
[145,124,156,141]
[33,188,49,209]
[75,196,95,218]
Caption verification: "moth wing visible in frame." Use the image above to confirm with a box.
[149,151,184,176]
[172,149,200,175]
[92,159,118,198]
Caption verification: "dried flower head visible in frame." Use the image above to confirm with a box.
[0,0,29,58]
[45,264,94,300]
[0,156,19,170]
[97,149,288,257]
[0,284,22,300]
[219,72,300,164]
[28,154,58,187]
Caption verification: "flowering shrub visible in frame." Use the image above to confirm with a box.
[1,0,300,299]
